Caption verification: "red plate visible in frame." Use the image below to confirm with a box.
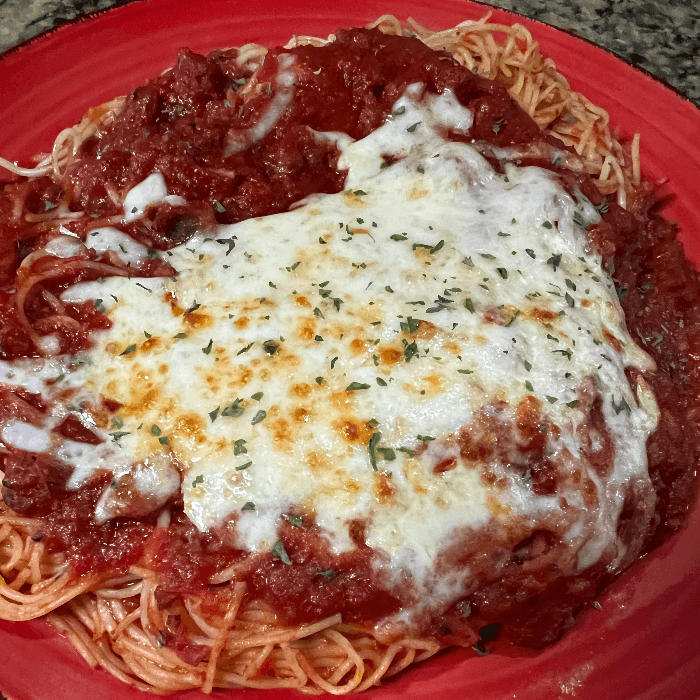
[1,1,699,698]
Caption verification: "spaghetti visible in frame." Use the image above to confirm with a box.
[0,15,695,696]
[1,511,440,692]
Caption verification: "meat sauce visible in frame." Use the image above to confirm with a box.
[1,27,699,652]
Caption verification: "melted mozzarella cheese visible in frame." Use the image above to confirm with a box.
[123,172,185,222]
[12,86,658,615]
[1,420,52,452]
[225,53,296,156]
[85,227,150,266]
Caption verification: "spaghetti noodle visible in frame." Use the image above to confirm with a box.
[0,15,695,696]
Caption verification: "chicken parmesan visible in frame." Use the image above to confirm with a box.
[0,15,698,695]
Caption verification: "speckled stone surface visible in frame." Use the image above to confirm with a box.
[0,0,698,107]
[489,0,699,107]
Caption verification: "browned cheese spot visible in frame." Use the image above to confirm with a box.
[174,412,207,446]
[81,401,110,429]
[307,450,331,473]
[373,472,396,504]
[402,459,428,495]
[415,320,439,340]
[274,349,300,370]
[290,383,312,398]
[140,337,161,353]
[328,323,346,340]
[183,311,213,330]
[350,338,367,355]
[603,329,623,352]
[328,391,354,410]
[210,436,230,455]
[269,418,293,451]
[121,370,160,416]
[297,317,316,341]
[408,186,429,201]
[342,191,368,208]
[413,246,432,262]
[516,394,544,442]
[164,291,184,317]
[527,307,559,323]
[378,346,403,365]
[204,361,253,394]
[292,407,311,423]
[423,373,443,396]
[332,418,374,445]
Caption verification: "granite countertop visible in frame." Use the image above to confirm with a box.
[0,0,698,107]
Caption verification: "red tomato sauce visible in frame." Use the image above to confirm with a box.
[1,28,699,652]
